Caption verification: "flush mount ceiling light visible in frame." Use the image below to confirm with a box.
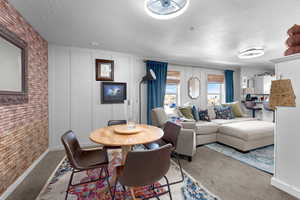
[145,0,190,20]
[238,47,265,59]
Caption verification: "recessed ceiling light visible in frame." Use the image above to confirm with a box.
[90,42,99,46]
[238,47,265,59]
[145,0,190,20]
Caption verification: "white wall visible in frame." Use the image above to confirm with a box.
[49,44,242,149]
[49,45,146,149]
[169,64,240,108]
[270,54,300,199]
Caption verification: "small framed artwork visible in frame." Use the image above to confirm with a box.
[101,82,127,104]
[95,59,114,81]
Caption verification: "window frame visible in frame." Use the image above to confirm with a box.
[207,74,225,106]
[164,82,180,106]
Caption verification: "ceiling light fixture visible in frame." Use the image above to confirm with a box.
[238,47,265,59]
[90,42,99,46]
[145,0,190,20]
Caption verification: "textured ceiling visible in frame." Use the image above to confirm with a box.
[9,0,300,69]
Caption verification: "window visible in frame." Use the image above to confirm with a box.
[165,83,179,106]
[207,74,225,106]
[164,71,180,113]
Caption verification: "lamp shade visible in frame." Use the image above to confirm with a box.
[142,69,156,82]
[269,79,296,110]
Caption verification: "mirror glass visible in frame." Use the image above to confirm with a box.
[0,36,22,92]
[188,77,200,99]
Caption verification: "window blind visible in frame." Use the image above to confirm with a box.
[167,71,180,84]
[208,74,224,83]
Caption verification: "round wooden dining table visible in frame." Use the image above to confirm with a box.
[89,124,164,199]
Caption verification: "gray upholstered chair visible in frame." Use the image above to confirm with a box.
[151,107,196,161]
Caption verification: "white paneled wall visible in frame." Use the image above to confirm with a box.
[168,64,238,108]
[49,45,239,149]
[49,45,146,149]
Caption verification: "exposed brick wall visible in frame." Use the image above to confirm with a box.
[0,0,48,195]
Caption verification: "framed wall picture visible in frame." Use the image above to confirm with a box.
[95,59,114,81]
[101,82,127,104]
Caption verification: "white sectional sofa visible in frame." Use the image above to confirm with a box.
[152,107,274,156]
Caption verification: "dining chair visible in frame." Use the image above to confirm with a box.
[263,102,275,123]
[112,144,173,200]
[106,120,127,149]
[144,121,184,185]
[108,120,127,126]
[61,130,112,200]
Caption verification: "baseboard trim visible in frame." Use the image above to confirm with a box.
[0,149,50,200]
[271,177,300,199]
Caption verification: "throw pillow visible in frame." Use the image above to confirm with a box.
[175,108,184,117]
[178,106,194,119]
[198,109,211,122]
[192,106,200,121]
[214,106,235,119]
[207,106,216,119]
[222,101,244,117]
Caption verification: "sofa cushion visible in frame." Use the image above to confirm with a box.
[222,101,244,117]
[214,106,235,119]
[207,106,216,119]
[211,117,254,125]
[219,121,274,141]
[199,109,211,122]
[178,106,194,119]
[195,121,219,135]
[192,105,199,121]
[151,107,168,127]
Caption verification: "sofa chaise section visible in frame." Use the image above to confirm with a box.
[218,120,274,152]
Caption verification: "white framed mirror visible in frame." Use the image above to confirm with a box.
[188,77,200,99]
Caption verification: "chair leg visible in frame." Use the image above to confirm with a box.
[163,176,173,200]
[176,157,184,183]
[104,167,113,198]
[99,167,104,179]
[112,178,118,200]
[65,169,75,200]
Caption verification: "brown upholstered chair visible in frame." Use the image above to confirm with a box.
[106,120,127,149]
[112,144,173,200]
[61,130,112,200]
[108,120,127,126]
[144,121,184,185]
[145,121,180,151]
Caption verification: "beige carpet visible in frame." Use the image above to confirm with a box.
[181,146,297,200]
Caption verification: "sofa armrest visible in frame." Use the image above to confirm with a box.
[176,128,196,157]
[181,122,196,129]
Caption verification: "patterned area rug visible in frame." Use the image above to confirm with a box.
[36,146,220,200]
[205,143,274,174]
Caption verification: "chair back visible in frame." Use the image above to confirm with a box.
[61,130,81,169]
[108,120,127,126]
[119,144,172,187]
[163,121,181,148]
[245,101,256,109]
[263,102,274,111]
[151,107,168,128]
